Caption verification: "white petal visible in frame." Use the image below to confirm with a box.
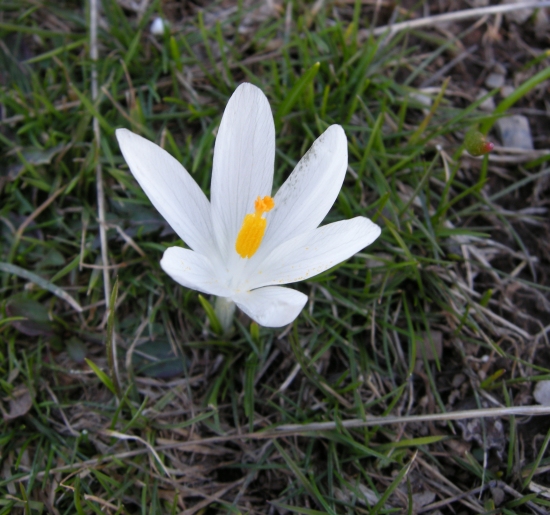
[160,247,231,297]
[253,124,348,263]
[210,83,275,265]
[232,286,307,328]
[245,217,381,290]
[116,129,217,259]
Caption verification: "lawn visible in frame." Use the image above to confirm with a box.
[1,1,550,513]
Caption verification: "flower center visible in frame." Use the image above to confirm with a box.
[235,196,275,258]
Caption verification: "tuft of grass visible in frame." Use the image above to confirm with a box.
[1,1,550,513]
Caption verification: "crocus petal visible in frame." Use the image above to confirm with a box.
[210,83,275,265]
[253,124,348,263]
[116,129,218,260]
[244,217,381,290]
[160,247,232,297]
[232,286,307,328]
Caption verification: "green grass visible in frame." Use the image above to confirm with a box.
[1,1,550,513]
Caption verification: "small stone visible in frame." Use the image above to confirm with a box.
[503,0,534,25]
[495,115,534,149]
[533,380,550,406]
[534,9,550,40]
[485,72,505,89]
[452,373,466,388]
[491,486,506,506]
[413,490,436,509]
[501,85,515,98]
[150,17,168,36]
[3,386,33,421]
[476,88,495,111]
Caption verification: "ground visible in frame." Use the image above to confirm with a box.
[1,1,550,514]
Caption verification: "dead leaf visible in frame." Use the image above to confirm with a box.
[3,386,33,421]
[533,380,550,406]
[416,331,443,361]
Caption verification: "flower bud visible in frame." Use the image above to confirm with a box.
[465,129,494,156]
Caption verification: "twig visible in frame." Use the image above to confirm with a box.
[10,404,550,487]
[271,405,550,434]
[362,2,550,39]
[90,0,110,310]
[90,0,121,394]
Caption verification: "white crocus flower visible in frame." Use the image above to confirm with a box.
[116,83,381,328]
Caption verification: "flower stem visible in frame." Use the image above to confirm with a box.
[214,297,236,334]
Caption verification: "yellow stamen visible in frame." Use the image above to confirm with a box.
[235,196,275,258]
